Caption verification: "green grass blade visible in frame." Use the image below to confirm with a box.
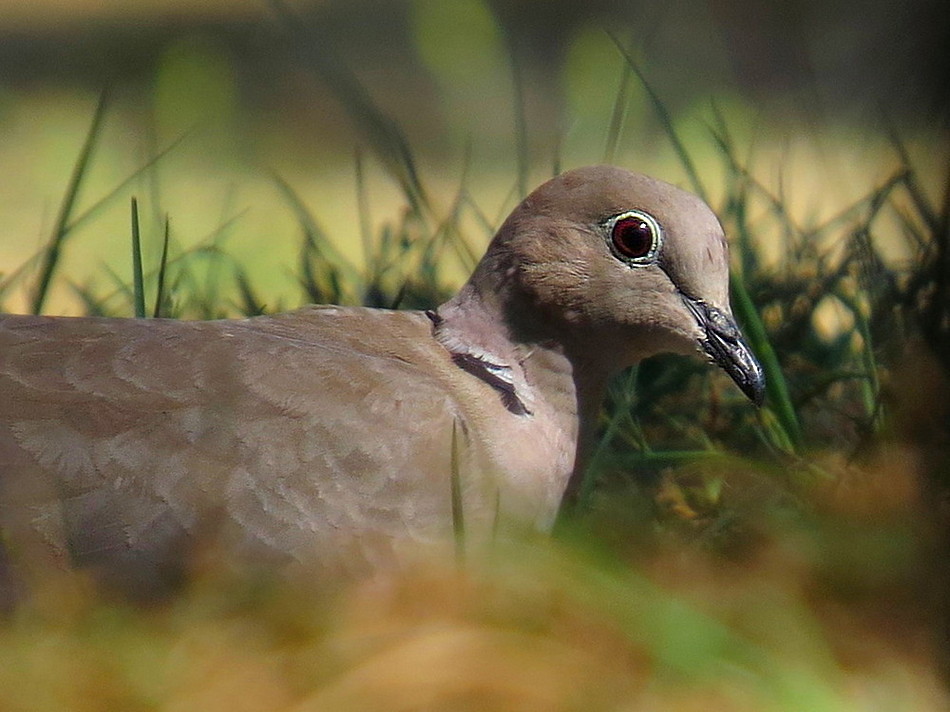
[603,54,632,164]
[152,216,171,318]
[354,150,375,281]
[730,272,802,452]
[267,0,430,217]
[234,268,266,316]
[0,251,45,302]
[806,169,908,239]
[607,31,706,200]
[450,418,465,565]
[31,90,108,314]
[884,121,939,231]
[607,449,734,469]
[272,173,361,279]
[575,368,640,510]
[69,282,109,317]
[65,131,189,235]
[446,146,481,273]
[497,25,529,198]
[130,197,146,318]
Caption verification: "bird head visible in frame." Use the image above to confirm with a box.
[469,165,765,405]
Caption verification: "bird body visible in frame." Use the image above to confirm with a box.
[0,166,764,597]
[0,307,577,589]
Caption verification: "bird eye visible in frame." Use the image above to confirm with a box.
[609,211,661,262]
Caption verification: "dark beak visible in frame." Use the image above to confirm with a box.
[683,295,766,406]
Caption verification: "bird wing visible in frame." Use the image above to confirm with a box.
[0,306,477,591]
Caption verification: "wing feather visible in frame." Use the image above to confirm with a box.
[0,307,473,592]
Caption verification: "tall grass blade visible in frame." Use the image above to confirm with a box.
[844,291,883,430]
[70,283,109,317]
[0,251,44,302]
[498,27,529,198]
[730,272,802,451]
[920,163,950,366]
[603,60,632,164]
[31,90,108,314]
[267,0,430,217]
[708,103,803,255]
[576,367,640,510]
[414,173,477,287]
[130,197,146,318]
[607,31,706,200]
[389,282,408,310]
[65,131,190,235]
[354,150,375,281]
[805,169,908,239]
[450,418,465,565]
[884,121,939,231]
[272,173,361,280]
[448,145,481,272]
[153,216,171,318]
[234,268,266,316]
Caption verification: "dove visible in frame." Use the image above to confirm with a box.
[0,165,764,598]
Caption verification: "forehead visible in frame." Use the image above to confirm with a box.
[531,167,715,229]
[530,166,732,303]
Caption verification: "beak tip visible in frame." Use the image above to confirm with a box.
[745,377,766,407]
[727,355,766,407]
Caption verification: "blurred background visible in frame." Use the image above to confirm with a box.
[1,1,950,710]
[0,0,947,310]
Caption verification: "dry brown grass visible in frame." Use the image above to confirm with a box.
[2,450,947,712]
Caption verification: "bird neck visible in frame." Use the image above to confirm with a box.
[432,278,610,446]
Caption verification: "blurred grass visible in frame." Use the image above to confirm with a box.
[1,11,949,711]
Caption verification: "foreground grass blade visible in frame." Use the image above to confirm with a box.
[152,216,171,318]
[130,198,146,318]
[731,272,802,452]
[451,418,466,564]
[31,90,108,314]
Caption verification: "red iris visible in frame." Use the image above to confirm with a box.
[611,215,655,259]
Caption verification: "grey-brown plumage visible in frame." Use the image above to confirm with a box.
[0,166,764,597]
